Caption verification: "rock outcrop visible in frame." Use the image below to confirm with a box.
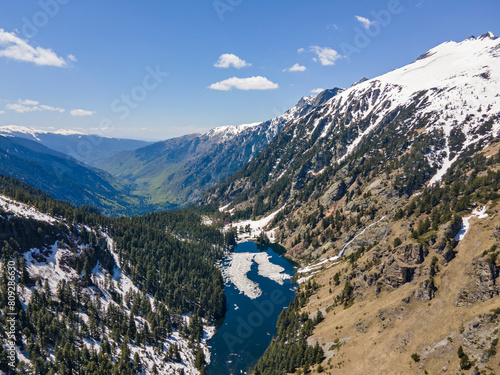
[456,257,499,307]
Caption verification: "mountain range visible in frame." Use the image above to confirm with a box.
[212,32,500,375]
[0,126,152,166]
[0,90,339,215]
[1,33,500,374]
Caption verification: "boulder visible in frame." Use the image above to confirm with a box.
[319,179,347,206]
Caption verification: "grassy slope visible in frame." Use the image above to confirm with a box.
[301,211,499,374]
[282,141,500,375]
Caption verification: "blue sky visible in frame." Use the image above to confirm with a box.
[0,0,499,140]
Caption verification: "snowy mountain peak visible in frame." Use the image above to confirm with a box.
[479,31,497,40]
[320,33,500,173]
[227,33,500,190]
[206,122,262,140]
[0,125,88,140]
[296,94,317,108]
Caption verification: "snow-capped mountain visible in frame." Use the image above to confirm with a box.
[206,122,262,141]
[97,88,339,207]
[0,125,87,137]
[328,31,500,175]
[0,125,152,166]
[207,33,500,212]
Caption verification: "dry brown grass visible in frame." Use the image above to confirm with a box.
[299,205,500,375]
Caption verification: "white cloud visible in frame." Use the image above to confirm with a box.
[0,111,5,115]
[311,88,324,94]
[18,99,39,106]
[208,76,279,91]
[6,99,64,113]
[214,53,251,69]
[283,63,306,72]
[39,105,64,112]
[0,29,72,67]
[297,48,305,53]
[6,103,37,113]
[355,15,376,30]
[310,46,342,66]
[67,54,77,62]
[70,109,95,117]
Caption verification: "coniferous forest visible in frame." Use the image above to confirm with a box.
[0,173,230,374]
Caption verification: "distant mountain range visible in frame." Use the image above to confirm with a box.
[0,89,339,214]
[97,88,340,207]
[0,125,152,166]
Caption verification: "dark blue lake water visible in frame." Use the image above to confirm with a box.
[207,242,296,375]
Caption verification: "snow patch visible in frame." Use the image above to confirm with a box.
[0,195,58,223]
[225,205,285,243]
[454,206,489,242]
[201,215,213,226]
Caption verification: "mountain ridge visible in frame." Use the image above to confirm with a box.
[0,125,152,166]
[206,33,500,375]
[97,88,341,208]
[205,33,500,214]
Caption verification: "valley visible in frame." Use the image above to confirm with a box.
[0,30,500,375]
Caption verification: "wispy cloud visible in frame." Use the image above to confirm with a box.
[6,99,64,113]
[208,76,278,91]
[0,29,72,67]
[311,88,324,94]
[297,48,305,53]
[355,15,376,30]
[70,109,95,117]
[0,111,5,115]
[283,63,306,72]
[18,99,39,106]
[310,46,342,66]
[214,53,251,69]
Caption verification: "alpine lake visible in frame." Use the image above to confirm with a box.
[207,241,297,375]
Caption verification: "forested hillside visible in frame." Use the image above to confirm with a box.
[0,174,231,374]
[0,136,146,216]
